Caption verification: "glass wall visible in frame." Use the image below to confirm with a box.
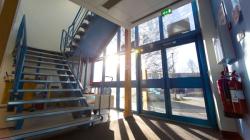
[120,53,136,81]
[90,2,214,127]
[93,61,103,82]
[170,88,207,119]
[120,88,137,111]
[162,3,195,38]
[139,17,160,46]
[166,42,200,78]
[141,51,163,80]
[142,88,166,113]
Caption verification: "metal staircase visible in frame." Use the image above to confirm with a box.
[5,7,101,139]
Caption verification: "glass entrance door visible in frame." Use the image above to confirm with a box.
[139,40,215,126]
[165,42,208,120]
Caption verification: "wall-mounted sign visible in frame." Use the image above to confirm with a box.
[161,8,172,16]
[231,0,241,24]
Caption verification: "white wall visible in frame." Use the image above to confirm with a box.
[0,0,80,103]
[21,0,80,51]
[196,0,237,132]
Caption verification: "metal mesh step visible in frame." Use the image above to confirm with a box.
[22,72,74,77]
[26,50,63,58]
[25,54,67,62]
[24,65,70,71]
[25,54,77,64]
[8,97,86,105]
[6,106,97,121]
[7,116,101,140]
[19,80,76,84]
[25,59,68,66]
[16,89,81,93]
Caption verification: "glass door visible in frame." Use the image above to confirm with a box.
[165,42,208,120]
[139,41,214,126]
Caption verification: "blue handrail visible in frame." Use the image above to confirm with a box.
[60,7,90,92]
[9,15,27,113]
[13,15,27,92]
[60,7,89,55]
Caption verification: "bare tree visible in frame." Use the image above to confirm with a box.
[187,59,198,73]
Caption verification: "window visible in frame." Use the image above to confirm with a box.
[120,28,125,52]
[166,42,200,78]
[142,88,166,113]
[93,61,103,82]
[132,88,137,111]
[106,33,117,56]
[170,88,207,119]
[162,3,195,38]
[131,27,136,47]
[141,51,163,80]
[139,17,160,46]
[120,53,136,81]
[119,88,137,110]
[120,88,125,109]
[110,88,117,108]
[105,55,118,81]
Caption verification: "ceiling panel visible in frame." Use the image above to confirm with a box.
[70,0,190,28]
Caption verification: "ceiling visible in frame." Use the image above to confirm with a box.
[70,0,190,28]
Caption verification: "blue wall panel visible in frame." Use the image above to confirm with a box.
[75,15,119,60]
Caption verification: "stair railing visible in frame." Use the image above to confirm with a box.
[60,7,90,93]
[60,7,89,54]
[9,15,27,113]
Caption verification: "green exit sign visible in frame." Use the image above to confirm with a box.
[161,8,172,16]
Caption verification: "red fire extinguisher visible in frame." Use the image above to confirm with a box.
[228,71,248,117]
[217,70,235,117]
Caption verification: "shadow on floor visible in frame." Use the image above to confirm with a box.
[34,115,223,140]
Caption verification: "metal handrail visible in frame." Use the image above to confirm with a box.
[13,15,27,90]
[9,15,27,110]
[60,7,90,93]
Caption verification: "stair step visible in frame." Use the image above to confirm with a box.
[8,97,86,105]
[8,116,101,140]
[20,80,76,84]
[22,72,74,77]
[26,50,63,58]
[25,59,68,66]
[80,23,88,29]
[27,47,62,55]
[16,89,81,93]
[25,54,67,62]
[24,65,70,71]
[6,106,97,121]
[25,54,78,64]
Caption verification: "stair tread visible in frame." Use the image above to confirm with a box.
[8,97,86,105]
[6,106,97,121]
[22,72,74,77]
[24,65,70,71]
[6,116,101,139]
[27,47,62,55]
[25,54,67,62]
[25,59,68,66]
[17,89,81,92]
[20,80,76,84]
[26,50,63,58]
